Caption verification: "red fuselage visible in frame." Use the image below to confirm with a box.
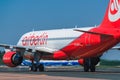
[60,27,120,59]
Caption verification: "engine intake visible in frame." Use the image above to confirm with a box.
[3,51,23,67]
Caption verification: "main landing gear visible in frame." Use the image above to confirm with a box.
[29,63,44,72]
[83,57,100,72]
[29,52,45,72]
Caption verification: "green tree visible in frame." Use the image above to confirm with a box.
[0,51,4,64]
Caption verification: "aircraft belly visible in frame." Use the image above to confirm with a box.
[71,39,120,59]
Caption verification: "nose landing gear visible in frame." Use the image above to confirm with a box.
[29,52,45,72]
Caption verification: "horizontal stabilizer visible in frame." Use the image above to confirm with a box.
[74,29,113,37]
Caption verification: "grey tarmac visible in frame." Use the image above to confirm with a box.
[0,66,120,80]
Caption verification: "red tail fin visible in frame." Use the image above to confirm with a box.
[100,0,120,28]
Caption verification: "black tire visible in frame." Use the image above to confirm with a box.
[90,57,100,72]
[31,64,37,72]
[84,64,89,72]
[83,58,90,72]
[83,58,99,72]
[90,65,95,72]
[38,64,44,72]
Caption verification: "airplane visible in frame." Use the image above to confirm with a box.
[0,0,120,72]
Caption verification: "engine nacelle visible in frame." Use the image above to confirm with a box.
[3,51,23,67]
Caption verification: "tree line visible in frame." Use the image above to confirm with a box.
[0,51,5,64]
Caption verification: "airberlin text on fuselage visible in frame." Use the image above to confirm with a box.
[22,33,48,46]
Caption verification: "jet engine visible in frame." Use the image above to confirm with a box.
[2,51,23,67]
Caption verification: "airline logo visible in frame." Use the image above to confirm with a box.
[108,0,120,22]
[22,33,48,46]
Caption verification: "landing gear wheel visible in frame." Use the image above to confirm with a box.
[38,64,44,72]
[84,64,89,72]
[84,58,90,72]
[30,64,37,72]
[90,65,95,72]
[83,57,99,72]
[30,52,45,72]
[29,64,44,72]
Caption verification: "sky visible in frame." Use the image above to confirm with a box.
[1,0,120,60]
[0,0,109,44]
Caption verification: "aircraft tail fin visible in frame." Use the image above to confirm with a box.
[100,0,120,28]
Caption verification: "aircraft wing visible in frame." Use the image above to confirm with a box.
[0,44,54,55]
